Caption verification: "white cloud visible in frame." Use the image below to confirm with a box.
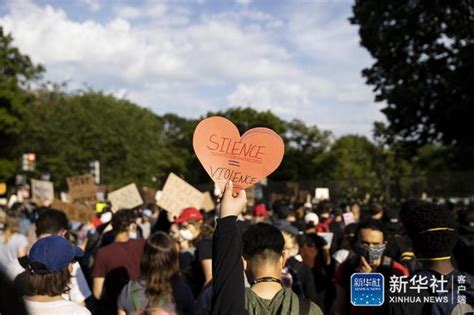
[114,3,167,20]
[236,0,252,6]
[0,0,384,137]
[79,0,100,12]
[227,81,310,116]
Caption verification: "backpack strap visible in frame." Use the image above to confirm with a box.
[298,295,311,315]
[129,281,141,312]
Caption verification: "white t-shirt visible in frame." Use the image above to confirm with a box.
[24,299,91,315]
[62,262,92,303]
[0,232,28,270]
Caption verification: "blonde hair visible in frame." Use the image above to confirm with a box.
[1,214,20,243]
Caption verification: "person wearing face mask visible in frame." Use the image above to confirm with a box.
[91,209,145,315]
[333,219,408,315]
[174,207,215,298]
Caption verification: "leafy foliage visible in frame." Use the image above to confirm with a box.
[351,1,474,147]
[0,27,44,179]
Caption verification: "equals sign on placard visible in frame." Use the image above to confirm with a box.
[228,159,240,167]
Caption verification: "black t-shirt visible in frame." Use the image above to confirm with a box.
[197,238,212,262]
[189,237,212,297]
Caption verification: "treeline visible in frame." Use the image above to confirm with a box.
[5,87,466,197]
[1,26,472,199]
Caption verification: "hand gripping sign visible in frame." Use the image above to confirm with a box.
[193,116,284,194]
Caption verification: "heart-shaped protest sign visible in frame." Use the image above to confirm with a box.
[193,116,284,193]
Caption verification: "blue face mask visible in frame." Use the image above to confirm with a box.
[354,243,386,263]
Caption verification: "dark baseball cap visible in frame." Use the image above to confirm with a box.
[29,235,83,274]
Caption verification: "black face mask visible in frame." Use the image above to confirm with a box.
[353,242,386,264]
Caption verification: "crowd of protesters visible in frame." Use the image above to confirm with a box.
[1,181,474,314]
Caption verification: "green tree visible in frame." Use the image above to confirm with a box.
[0,27,44,179]
[351,1,474,148]
[277,119,331,181]
[315,135,382,197]
[159,113,202,183]
[20,89,172,188]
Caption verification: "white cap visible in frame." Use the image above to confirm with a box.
[304,212,319,226]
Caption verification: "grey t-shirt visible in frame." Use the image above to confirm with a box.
[117,278,194,314]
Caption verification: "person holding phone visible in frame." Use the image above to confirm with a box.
[332,219,408,315]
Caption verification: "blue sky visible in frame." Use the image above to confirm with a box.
[0,0,385,137]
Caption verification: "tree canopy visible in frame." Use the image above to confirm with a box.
[351,1,474,147]
[0,26,44,179]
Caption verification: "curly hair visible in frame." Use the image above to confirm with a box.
[140,232,179,307]
[400,200,458,259]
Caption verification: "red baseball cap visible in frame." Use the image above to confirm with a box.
[253,203,268,218]
[174,207,203,223]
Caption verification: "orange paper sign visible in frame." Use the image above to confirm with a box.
[193,116,284,193]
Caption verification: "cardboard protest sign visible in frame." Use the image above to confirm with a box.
[51,199,92,223]
[67,174,96,205]
[201,192,215,212]
[31,179,54,205]
[157,173,204,216]
[193,116,284,194]
[343,212,356,225]
[315,187,330,201]
[108,183,143,211]
[317,232,334,247]
[155,190,162,201]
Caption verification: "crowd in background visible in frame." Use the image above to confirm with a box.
[1,189,474,315]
